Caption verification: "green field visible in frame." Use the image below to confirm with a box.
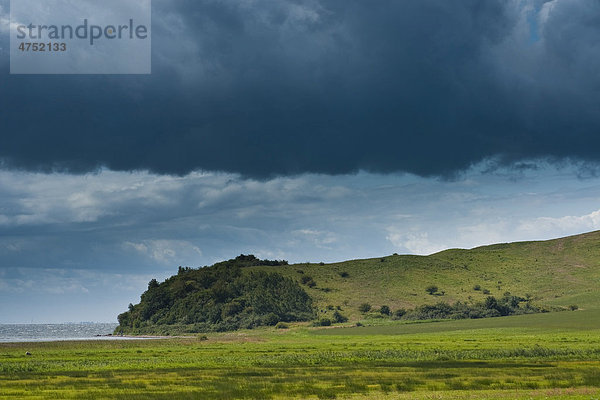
[2,309,600,399]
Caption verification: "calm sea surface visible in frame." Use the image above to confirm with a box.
[0,323,131,343]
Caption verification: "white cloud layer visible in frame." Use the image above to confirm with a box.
[2,161,600,321]
[124,240,202,265]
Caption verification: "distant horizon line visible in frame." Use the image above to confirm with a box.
[0,321,117,325]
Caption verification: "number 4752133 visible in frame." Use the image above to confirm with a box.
[18,42,67,52]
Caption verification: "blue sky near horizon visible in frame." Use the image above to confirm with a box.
[2,0,600,323]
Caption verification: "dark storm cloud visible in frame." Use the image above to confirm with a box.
[1,0,599,177]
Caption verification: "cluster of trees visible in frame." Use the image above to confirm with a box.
[203,254,288,269]
[300,275,317,288]
[359,293,547,322]
[116,256,312,334]
[399,294,545,320]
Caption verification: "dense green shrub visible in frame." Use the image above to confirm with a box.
[301,275,316,287]
[425,285,438,295]
[358,303,372,313]
[263,313,280,326]
[312,318,332,327]
[332,311,348,323]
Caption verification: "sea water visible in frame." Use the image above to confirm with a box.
[0,323,127,342]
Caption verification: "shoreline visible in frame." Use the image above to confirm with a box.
[0,334,198,344]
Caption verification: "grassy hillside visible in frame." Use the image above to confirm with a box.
[249,230,600,320]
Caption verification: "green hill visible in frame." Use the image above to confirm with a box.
[250,230,600,321]
[116,230,600,333]
[116,256,314,334]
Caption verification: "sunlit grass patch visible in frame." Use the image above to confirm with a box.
[3,311,600,399]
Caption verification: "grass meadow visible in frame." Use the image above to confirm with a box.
[2,309,600,399]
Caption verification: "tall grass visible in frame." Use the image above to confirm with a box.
[3,309,600,399]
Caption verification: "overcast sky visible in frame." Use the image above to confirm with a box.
[2,0,600,323]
